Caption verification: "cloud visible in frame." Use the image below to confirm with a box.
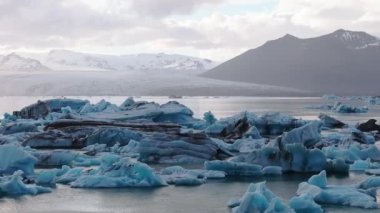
[129,0,223,17]
[0,0,379,61]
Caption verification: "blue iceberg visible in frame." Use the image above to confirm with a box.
[229,181,294,213]
[0,144,36,175]
[70,154,167,188]
[0,170,51,197]
[295,170,379,209]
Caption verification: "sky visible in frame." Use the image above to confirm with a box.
[0,0,379,61]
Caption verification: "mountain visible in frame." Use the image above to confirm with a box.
[0,53,50,71]
[19,49,217,72]
[201,29,380,95]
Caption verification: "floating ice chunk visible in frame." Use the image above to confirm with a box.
[45,98,89,112]
[230,182,294,213]
[229,142,326,173]
[266,197,295,213]
[82,143,108,152]
[160,166,225,186]
[333,102,368,113]
[1,112,17,125]
[70,155,167,188]
[318,113,345,129]
[308,171,327,188]
[322,144,380,163]
[117,140,140,157]
[33,150,79,167]
[351,128,375,144]
[36,170,57,186]
[367,96,380,105]
[254,112,306,136]
[350,159,371,171]
[72,157,101,167]
[204,160,262,176]
[0,144,36,175]
[203,111,217,125]
[289,194,323,213]
[281,121,322,148]
[119,97,135,110]
[0,122,38,135]
[295,170,379,209]
[56,167,84,184]
[86,127,142,147]
[282,144,326,172]
[154,101,197,124]
[138,137,218,164]
[357,176,380,189]
[229,138,266,153]
[0,170,51,196]
[262,166,282,176]
[160,166,206,186]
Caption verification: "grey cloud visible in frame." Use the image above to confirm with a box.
[129,0,224,17]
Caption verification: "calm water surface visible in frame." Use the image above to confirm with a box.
[0,96,379,213]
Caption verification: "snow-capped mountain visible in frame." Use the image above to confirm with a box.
[0,53,50,71]
[44,49,217,71]
[13,49,217,72]
[201,29,380,95]
[46,50,114,71]
[326,29,380,49]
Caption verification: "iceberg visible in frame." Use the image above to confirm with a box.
[333,102,368,113]
[160,166,225,186]
[0,170,51,196]
[318,113,345,129]
[44,98,89,112]
[228,138,266,153]
[33,150,79,167]
[229,181,294,213]
[357,176,380,189]
[367,96,380,105]
[229,143,326,173]
[349,159,371,171]
[0,144,36,175]
[289,194,323,213]
[204,160,263,176]
[35,170,58,186]
[262,166,282,175]
[70,154,167,188]
[0,121,38,135]
[56,166,84,184]
[86,127,142,147]
[307,102,368,113]
[281,121,322,148]
[295,170,379,209]
[254,112,306,136]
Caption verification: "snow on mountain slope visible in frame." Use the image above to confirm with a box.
[0,53,50,71]
[46,50,114,71]
[30,49,217,72]
[329,29,380,49]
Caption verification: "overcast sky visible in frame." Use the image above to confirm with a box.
[0,0,379,61]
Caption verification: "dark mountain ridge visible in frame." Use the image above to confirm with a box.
[201,29,380,95]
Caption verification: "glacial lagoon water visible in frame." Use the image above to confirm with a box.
[0,96,379,213]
